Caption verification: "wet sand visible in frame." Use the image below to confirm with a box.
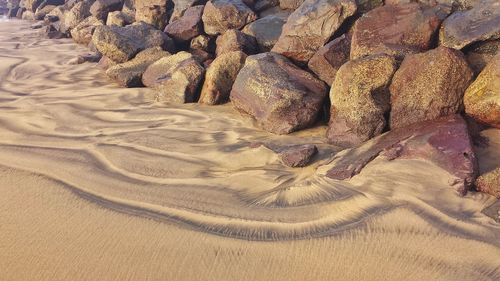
[0,20,499,281]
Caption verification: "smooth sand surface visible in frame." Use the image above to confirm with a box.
[0,20,499,281]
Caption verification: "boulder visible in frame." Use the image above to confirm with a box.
[215,29,258,56]
[482,200,500,222]
[254,0,278,11]
[24,0,63,12]
[90,0,123,20]
[440,0,500,50]
[190,34,211,50]
[92,22,174,63]
[70,16,104,45]
[464,53,500,128]
[201,0,257,36]
[106,47,171,87]
[21,10,35,20]
[34,4,55,20]
[106,10,133,26]
[230,52,328,134]
[327,54,397,147]
[199,51,247,105]
[465,40,499,75]
[355,0,383,13]
[279,144,318,168]
[279,0,303,10]
[242,14,285,52]
[68,52,102,64]
[390,47,474,129]
[325,115,478,195]
[45,5,63,21]
[272,0,356,64]
[307,34,350,86]
[61,0,94,34]
[97,56,117,70]
[142,51,205,103]
[164,5,203,42]
[350,3,443,60]
[170,0,199,22]
[39,23,65,38]
[122,0,135,17]
[135,0,169,30]
[475,168,500,198]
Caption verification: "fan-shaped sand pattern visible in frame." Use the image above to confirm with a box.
[0,20,499,280]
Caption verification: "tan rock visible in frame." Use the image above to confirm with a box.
[201,0,257,36]
[475,168,500,198]
[70,16,104,45]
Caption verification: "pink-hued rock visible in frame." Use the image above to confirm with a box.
[215,29,258,56]
[326,115,478,195]
[164,5,204,42]
[308,34,351,86]
[279,144,318,167]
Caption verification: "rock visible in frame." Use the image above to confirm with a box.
[199,51,247,105]
[106,10,133,26]
[34,4,55,20]
[390,47,474,129]
[21,10,35,20]
[90,0,123,20]
[307,34,350,86]
[135,0,169,30]
[190,48,213,63]
[350,3,443,60]
[70,16,104,45]
[327,54,397,147]
[190,34,211,50]
[39,23,65,38]
[254,0,278,11]
[465,40,499,74]
[242,14,285,52]
[325,115,478,195]
[24,0,63,12]
[97,55,117,70]
[68,52,102,64]
[30,21,44,29]
[279,0,303,10]
[142,51,205,103]
[44,13,58,22]
[279,144,318,167]
[106,47,170,87]
[92,22,174,63]
[355,0,383,13]
[481,200,500,223]
[61,0,94,34]
[464,53,500,128]
[164,5,203,42]
[215,29,258,56]
[201,0,257,36]
[476,168,500,198]
[170,0,199,22]
[440,0,500,50]
[45,5,63,21]
[121,0,135,18]
[230,52,328,134]
[272,0,356,64]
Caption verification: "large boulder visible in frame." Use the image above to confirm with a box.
[106,10,133,26]
[272,0,356,64]
[199,51,247,105]
[327,54,397,147]
[464,53,500,128]
[92,22,174,63]
[350,3,444,60]
[70,16,104,45]
[34,4,55,20]
[142,51,205,103]
[135,0,169,30]
[390,47,474,129]
[170,0,199,22]
[324,115,478,195]
[307,34,351,86]
[201,0,257,36]
[440,0,500,50]
[90,0,123,20]
[475,168,500,198]
[106,47,171,87]
[164,5,203,42]
[242,14,286,52]
[230,52,328,134]
[465,40,499,75]
[61,0,94,34]
[215,29,258,56]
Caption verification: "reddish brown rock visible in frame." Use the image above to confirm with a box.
[350,3,443,60]
[390,47,474,129]
[272,0,356,64]
[242,14,286,52]
[97,56,117,70]
[326,115,478,195]
[135,0,169,30]
[475,168,500,198]
[327,54,397,147]
[279,0,303,10]
[279,144,318,168]
[215,29,258,56]
[164,5,203,42]
[307,34,351,86]
[201,0,257,36]
[230,52,328,134]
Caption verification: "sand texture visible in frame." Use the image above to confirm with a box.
[0,20,499,281]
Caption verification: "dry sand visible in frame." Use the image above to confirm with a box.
[0,20,499,281]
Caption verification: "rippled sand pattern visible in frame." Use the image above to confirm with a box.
[0,20,499,281]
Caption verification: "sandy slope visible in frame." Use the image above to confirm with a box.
[0,20,499,281]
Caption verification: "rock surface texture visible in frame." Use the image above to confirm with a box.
[164,5,204,42]
[279,144,318,168]
[201,0,257,36]
[475,168,500,198]
[308,34,351,86]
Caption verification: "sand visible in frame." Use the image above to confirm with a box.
[0,20,499,281]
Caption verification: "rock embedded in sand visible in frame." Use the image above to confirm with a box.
[142,51,205,103]
[215,29,258,56]
[279,144,318,168]
[440,0,500,50]
[70,16,104,45]
[68,52,102,64]
[326,115,478,195]
[90,0,123,20]
[135,0,169,30]
[350,3,444,60]
[464,53,500,128]
[92,22,174,63]
[308,34,351,86]
[272,0,356,64]
[241,15,286,52]
[164,5,204,42]
[201,0,257,36]
[475,168,500,198]
[327,54,397,148]
[199,51,247,105]
[390,46,474,129]
[230,52,328,134]
[106,47,171,87]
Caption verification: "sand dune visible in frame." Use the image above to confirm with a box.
[0,20,499,281]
